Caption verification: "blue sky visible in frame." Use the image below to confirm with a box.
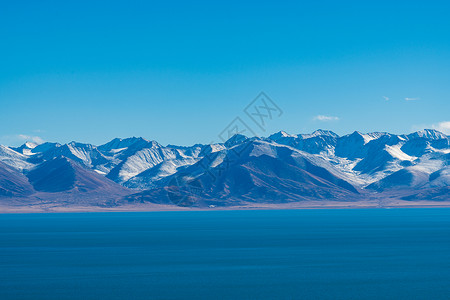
[1,1,450,146]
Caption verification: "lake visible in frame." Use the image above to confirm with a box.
[1,209,450,299]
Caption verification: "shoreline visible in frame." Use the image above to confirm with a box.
[1,200,450,214]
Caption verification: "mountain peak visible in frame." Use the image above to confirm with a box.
[31,142,61,154]
[311,129,339,138]
[98,137,150,152]
[24,142,37,149]
[345,131,386,145]
[67,141,96,149]
[12,142,38,154]
[346,131,365,140]
[409,129,447,140]
[268,131,297,141]
[225,134,248,147]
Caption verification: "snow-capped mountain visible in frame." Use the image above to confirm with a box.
[124,139,361,207]
[0,129,449,210]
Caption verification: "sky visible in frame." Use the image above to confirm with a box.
[1,0,450,147]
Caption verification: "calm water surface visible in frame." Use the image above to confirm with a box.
[1,209,450,299]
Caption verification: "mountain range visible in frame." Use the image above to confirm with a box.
[1,129,449,211]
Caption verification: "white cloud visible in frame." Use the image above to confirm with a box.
[313,115,339,122]
[17,134,44,144]
[431,121,450,135]
[405,97,420,101]
[383,96,389,101]
[0,134,45,147]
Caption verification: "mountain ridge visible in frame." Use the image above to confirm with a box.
[1,129,449,211]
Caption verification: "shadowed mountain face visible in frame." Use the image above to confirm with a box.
[203,142,359,197]
[1,129,449,209]
[26,157,128,194]
[367,168,428,192]
[0,157,132,208]
[27,158,76,192]
[0,161,34,197]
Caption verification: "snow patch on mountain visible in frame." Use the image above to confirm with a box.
[385,144,416,161]
[0,145,34,170]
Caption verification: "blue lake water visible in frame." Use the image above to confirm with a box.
[1,209,450,299]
